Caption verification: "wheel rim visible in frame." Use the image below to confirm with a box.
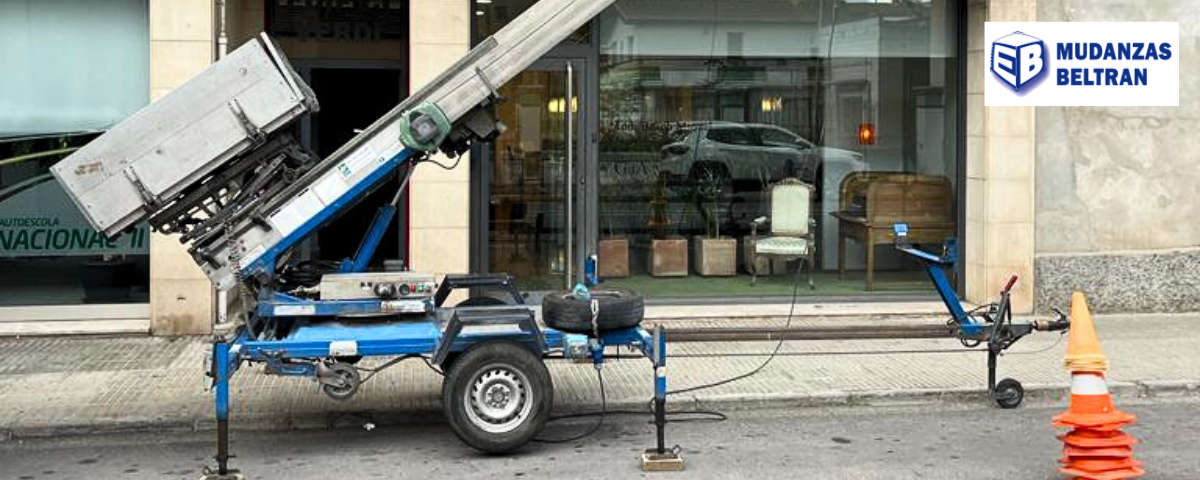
[324,366,358,398]
[463,363,533,434]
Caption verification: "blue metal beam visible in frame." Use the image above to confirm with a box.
[341,204,398,273]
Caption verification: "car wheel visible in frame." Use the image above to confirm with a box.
[442,341,553,453]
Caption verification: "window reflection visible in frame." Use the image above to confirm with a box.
[597,0,959,295]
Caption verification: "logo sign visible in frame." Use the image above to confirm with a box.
[991,32,1046,92]
[985,22,1178,106]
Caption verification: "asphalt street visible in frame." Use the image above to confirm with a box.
[1,398,1197,480]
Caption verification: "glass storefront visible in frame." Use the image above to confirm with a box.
[475,0,961,298]
[0,0,151,306]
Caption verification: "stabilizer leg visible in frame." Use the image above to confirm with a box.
[201,337,243,480]
[641,326,684,472]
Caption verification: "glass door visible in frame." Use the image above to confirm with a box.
[479,58,588,293]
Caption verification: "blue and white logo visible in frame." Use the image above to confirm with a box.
[984,22,1179,106]
[991,31,1046,92]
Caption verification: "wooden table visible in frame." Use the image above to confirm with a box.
[832,212,954,290]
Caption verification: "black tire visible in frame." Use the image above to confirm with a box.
[994,378,1024,409]
[542,288,645,335]
[442,341,553,453]
[321,363,361,401]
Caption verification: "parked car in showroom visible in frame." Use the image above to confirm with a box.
[655,122,867,238]
[658,122,864,195]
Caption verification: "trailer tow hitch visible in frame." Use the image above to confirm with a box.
[893,223,1070,408]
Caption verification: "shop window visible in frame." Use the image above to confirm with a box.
[596,0,961,297]
[473,0,590,45]
[0,133,151,306]
[0,0,151,306]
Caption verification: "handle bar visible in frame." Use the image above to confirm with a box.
[1002,275,1018,294]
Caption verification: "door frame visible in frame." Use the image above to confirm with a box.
[291,59,410,263]
[470,44,599,289]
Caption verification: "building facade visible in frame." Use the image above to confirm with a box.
[1,0,1196,335]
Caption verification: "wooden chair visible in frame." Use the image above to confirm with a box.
[750,178,816,288]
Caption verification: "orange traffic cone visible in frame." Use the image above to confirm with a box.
[1053,292,1143,480]
[1063,292,1108,373]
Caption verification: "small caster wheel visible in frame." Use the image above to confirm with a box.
[321,363,361,401]
[994,378,1024,409]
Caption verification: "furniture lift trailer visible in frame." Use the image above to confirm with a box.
[51,0,678,477]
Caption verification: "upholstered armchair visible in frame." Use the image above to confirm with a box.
[750,178,816,288]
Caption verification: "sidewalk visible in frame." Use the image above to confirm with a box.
[1,313,1197,440]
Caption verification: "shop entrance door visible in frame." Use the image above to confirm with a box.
[479,58,589,294]
[298,64,406,266]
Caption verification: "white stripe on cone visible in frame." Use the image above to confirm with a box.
[1070,373,1109,395]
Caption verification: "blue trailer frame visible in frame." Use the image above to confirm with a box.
[199,147,675,478]
[207,314,667,478]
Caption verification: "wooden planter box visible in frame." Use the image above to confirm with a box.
[650,238,688,277]
[598,237,630,278]
[693,236,737,276]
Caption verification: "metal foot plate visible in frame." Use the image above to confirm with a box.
[198,471,244,480]
[640,449,685,472]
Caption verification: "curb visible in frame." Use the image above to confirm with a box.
[2,380,1195,443]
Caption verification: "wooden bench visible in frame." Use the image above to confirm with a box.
[831,172,955,290]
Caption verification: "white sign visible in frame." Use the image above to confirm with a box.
[984,22,1178,106]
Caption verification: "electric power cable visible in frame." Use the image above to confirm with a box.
[665,263,805,397]
[533,367,607,443]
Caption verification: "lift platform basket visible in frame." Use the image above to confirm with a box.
[50,34,317,239]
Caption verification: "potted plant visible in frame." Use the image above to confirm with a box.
[648,175,687,277]
[692,168,736,276]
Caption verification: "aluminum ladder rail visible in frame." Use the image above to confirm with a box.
[195,0,618,290]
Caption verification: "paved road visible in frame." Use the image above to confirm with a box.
[2,399,1196,480]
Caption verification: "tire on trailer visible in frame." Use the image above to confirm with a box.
[542,288,644,335]
[442,340,553,454]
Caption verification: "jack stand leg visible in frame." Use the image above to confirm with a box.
[987,347,998,395]
[201,338,243,480]
[641,326,683,472]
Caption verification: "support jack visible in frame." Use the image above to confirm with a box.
[640,326,684,472]
[201,337,243,480]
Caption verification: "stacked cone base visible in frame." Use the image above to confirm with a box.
[1053,292,1143,480]
[1055,398,1143,479]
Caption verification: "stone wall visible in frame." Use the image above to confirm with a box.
[1033,0,1200,312]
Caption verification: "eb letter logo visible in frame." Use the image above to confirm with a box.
[992,32,1045,91]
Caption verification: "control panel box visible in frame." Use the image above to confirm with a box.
[319,272,436,300]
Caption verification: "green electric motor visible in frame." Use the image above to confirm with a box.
[398,102,452,153]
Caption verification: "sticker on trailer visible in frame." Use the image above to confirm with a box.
[274,304,316,316]
[268,190,326,237]
[329,341,358,357]
[337,145,383,181]
[379,138,405,162]
[313,174,349,205]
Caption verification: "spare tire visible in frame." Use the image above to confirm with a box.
[542,288,645,335]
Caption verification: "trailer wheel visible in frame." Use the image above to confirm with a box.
[442,341,553,453]
[994,378,1024,409]
[321,363,361,401]
[542,288,644,335]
